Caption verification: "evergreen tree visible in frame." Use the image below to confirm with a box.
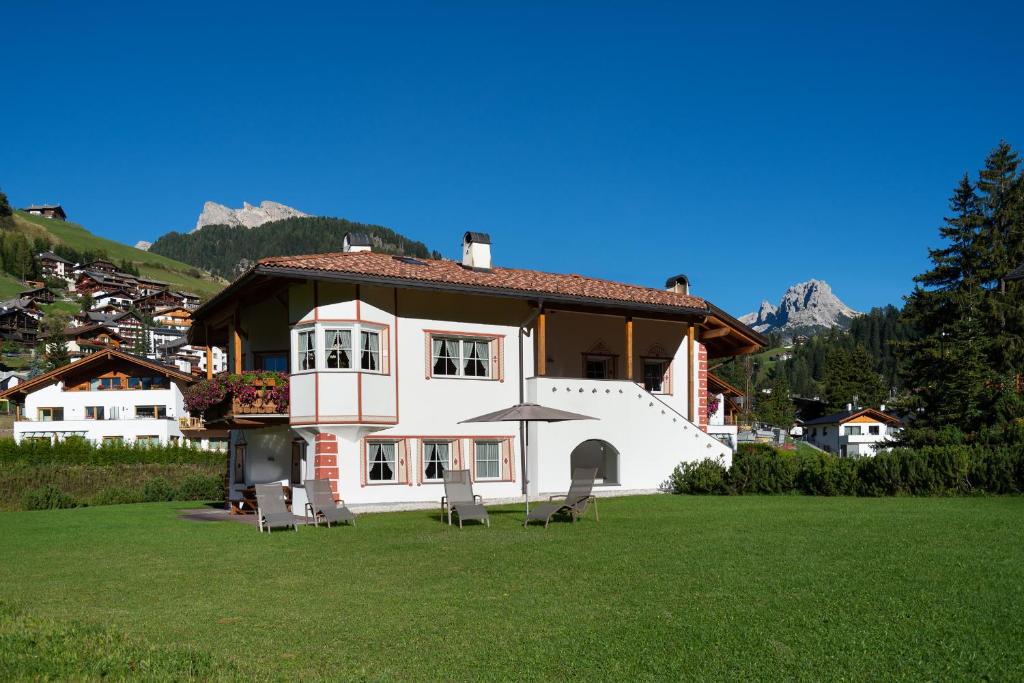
[822,345,886,412]
[757,371,796,427]
[43,334,70,371]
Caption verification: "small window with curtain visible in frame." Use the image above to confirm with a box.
[869,425,880,435]
[474,441,501,480]
[85,406,104,420]
[360,330,380,371]
[642,359,669,393]
[422,441,450,482]
[297,329,316,370]
[325,329,352,369]
[367,441,397,483]
[37,407,64,421]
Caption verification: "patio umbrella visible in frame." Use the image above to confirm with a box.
[460,403,596,518]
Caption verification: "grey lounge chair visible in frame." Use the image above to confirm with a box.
[525,468,599,528]
[442,469,490,528]
[254,483,299,533]
[304,479,356,527]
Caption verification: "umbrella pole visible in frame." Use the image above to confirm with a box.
[521,419,529,518]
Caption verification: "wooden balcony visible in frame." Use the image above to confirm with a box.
[200,375,289,428]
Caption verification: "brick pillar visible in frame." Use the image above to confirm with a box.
[314,433,340,501]
[698,343,708,432]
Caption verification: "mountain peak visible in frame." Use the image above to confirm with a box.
[740,279,860,336]
[193,200,308,232]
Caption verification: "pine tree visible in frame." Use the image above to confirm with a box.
[822,345,886,412]
[758,371,796,428]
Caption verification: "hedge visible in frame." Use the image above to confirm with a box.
[665,443,1024,496]
[0,438,224,466]
[1,464,223,511]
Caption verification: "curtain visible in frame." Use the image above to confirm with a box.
[369,442,395,481]
[326,329,351,368]
[432,337,459,375]
[424,442,449,480]
[361,331,379,371]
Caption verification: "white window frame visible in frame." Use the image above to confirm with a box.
[324,328,353,369]
[474,441,501,480]
[297,329,317,371]
[844,425,862,436]
[422,441,451,483]
[430,334,493,379]
[366,440,398,484]
[293,323,386,375]
[360,329,381,372]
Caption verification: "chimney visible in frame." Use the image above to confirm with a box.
[462,231,491,270]
[343,232,372,253]
[846,403,853,411]
[665,274,689,295]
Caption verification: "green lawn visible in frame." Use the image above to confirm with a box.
[0,273,25,300]
[2,496,1023,680]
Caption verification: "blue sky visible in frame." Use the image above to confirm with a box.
[2,1,1022,316]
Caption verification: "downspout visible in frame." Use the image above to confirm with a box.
[518,302,542,495]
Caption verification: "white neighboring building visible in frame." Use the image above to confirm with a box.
[802,408,901,456]
[1,348,196,446]
[189,231,766,513]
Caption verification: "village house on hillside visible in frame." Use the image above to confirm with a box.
[802,407,901,456]
[188,231,765,513]
[37,251,73,280]
[21,204,67,221]
[0,348,225,450]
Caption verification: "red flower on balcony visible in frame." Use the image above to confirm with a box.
[184,372,290,415]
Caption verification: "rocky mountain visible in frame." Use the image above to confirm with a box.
[193,200,307,232]
[740,279,860,336]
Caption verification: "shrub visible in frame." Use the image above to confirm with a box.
[142,477,176,502]
[729,444,798,494]
[664,458,728,494]
[21,485,77,510]
[794,452,857,496]
[89,487,144,506]
[176,473,223,501]
[0,439,222,467]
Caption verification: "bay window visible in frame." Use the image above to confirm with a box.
[360,330,380,371]
[325,329,352,369]
[431,335,494,378]
[298,329,316,370]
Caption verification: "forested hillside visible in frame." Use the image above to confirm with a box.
[150,216,441,279]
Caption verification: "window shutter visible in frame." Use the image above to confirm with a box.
[424,334,432,379]
[468,440,477,480]
[380,327,391,374]
[664,361,673,394]
[451,439,463,470]
[398,439,412,485]
[496,337,504,382]
[501,437,516,481]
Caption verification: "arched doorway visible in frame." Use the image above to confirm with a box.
[569,439,619,485]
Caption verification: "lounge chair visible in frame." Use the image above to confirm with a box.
[442,469,490,528]
[254,483,299,533]
[304,479,356,527]
[524,468,599,528]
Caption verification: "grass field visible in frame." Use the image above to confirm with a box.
[14,212,227,298]
[1,495,1022,680]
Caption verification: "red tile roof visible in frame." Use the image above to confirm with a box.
[257,251,707,311]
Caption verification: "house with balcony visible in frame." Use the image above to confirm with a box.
[0,348,196,445]
[188,231,765,512]
[802,407,901,456]
[706,372,745,450]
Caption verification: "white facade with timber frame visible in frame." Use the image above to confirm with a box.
[189,232,765,512]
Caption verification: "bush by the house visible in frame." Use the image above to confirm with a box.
[668,443,1024,497]
[90,486,144,506]
[21,485,77,511]
[664,458,729,494]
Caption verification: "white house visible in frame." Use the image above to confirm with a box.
[802,407,901,456]
[1,348,198,446]
[189,232,765,513]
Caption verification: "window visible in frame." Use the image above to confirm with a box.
[869,425,880,435]
[255,352,288,372]
[643,359,669,393]
[135,405,167,419]
[37,407,63,422]
[85,406,105,420]
[474,441,501,480]
[844,426,862,436]
[103,435,124,444]
[431,335,493,378]
[97,377,122,390]
[325,329,352,369]
[422,441,450,482]
[367,441,397,482]
[360,330,380,371]
[136,435,160,446]
[584,355,613,380]
[210,438,228,452]
[297,329,316,370]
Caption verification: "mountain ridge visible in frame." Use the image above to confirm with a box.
[740,279,860,336]
[194,200,308,232]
